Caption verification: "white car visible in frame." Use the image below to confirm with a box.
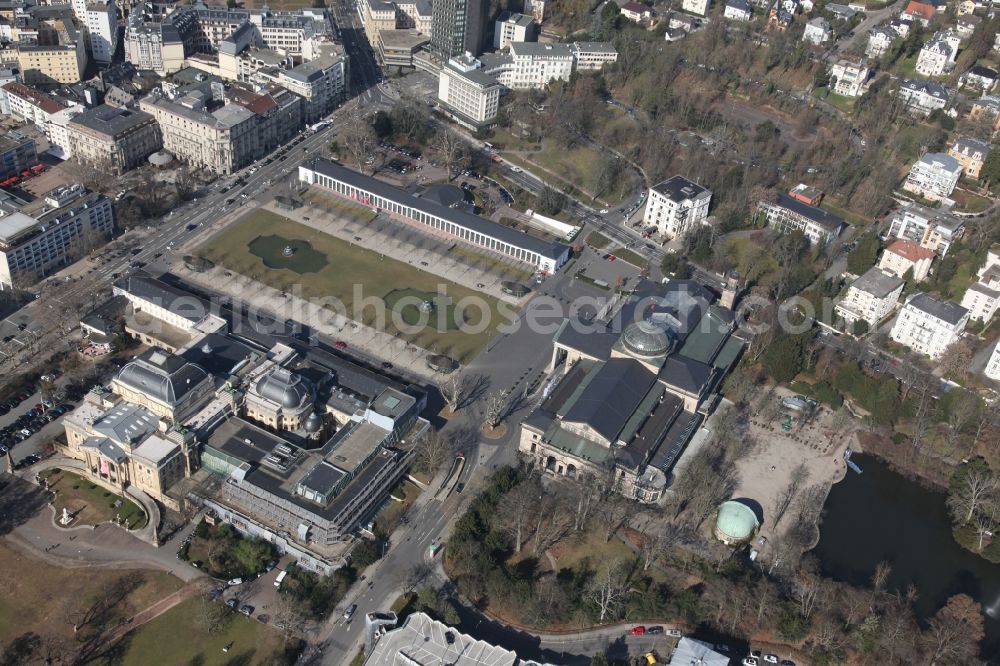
[763,656,779,665]
[510,166,522,173]
[742,659,758,666]
[600,209,609,214]
[227,577,243,586]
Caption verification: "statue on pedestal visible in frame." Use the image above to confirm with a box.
[59,508,72,526]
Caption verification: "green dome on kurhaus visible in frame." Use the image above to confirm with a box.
[715,500,759,544]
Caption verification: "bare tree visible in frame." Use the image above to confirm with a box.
[531,488,575,555]
[483,389,509,429]
[342,109,377,173]
[947,468,997,524]
[412,429,454,475]
[496,479,539,552]
[922,594,984,666]
[404,563,433,593]
[440,373,467,413]
[586,561,629,623]
[596,495,631,542]
[870,560,892,604]
[193,595,231,635]
[430,129,467,181]
[945,389,980,452]
[772,463,809,529]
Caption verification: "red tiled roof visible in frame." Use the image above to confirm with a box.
[2,81,66,115]
[904,0,936,18]
[886,238,936,262]
[227,87,278,115]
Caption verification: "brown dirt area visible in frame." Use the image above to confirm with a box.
[0,540,183,648]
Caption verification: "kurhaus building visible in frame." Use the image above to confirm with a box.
[519,279,745,503]
[299,158,569,272]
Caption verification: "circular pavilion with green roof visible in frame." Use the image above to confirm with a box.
[714,500,760,545]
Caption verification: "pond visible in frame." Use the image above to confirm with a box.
[813,453,1000,654]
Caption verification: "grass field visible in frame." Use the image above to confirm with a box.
[108,597,285,666]
[586,231,611,249]
[814,88,856,114]
[0,541,180,649]
[41,469,147,529]
[615,248,649,269]
[199,210,508,362]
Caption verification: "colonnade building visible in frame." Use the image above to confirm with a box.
[298,158,568,272]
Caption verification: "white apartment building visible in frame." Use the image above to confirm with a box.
[493,12,535,50]
[960,247,1000,322]
[897,78,950,115]
[682,0,711,15]
[275,51,347,123]
[642,176,712,239]
[830,58,870,97]
[570,42,618,70]
[903,152,962,201]
[879,238,935,282]
[723,0,752,21]
[890,292,969,359]
[985,337,1000,381]
[501,42,574,88]
[915,37,954,77]
[756,193,846,246]
[83,0,117,64]
[0,184,113,289]
[835,267,905,328]
[886,202,963,256]
[438,54,502,128]
[803,17,832,45]
[867,26,895,58]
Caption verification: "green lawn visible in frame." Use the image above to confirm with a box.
[199,210,508,363]
[950,187,992,214]
[820,200,870,228]
[42,469,146,529]
[105,597,285,666]
[586,231,611,249]
[814,89,856,114]
[615,248,648,269]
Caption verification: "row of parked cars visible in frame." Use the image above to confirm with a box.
[743,651,795,666]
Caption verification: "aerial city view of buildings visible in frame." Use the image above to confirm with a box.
[0,0,999,664]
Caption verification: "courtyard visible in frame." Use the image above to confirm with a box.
[41,469,147,529]
[197,209,509,362]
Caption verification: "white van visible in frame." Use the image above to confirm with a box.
[274,570,287,588]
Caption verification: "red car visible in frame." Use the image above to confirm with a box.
[629,626,646,636]
[334,340,347,350]
[608,255,617,262]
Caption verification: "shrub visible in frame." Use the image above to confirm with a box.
[72,485,80,490]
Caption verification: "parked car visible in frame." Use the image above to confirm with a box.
[646,626,663,635]
[334,341,347,350]
[228,578,243,586]
[764,656,779,665]
[239,605,254,616]
[629,626,646,636]
[742,659,758,666]
[226,598,239,609]
[343,604,357,621]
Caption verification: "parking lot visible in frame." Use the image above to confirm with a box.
[0,384,78,471]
